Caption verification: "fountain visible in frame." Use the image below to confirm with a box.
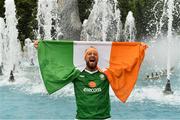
[23,38,37,66]
[4,0,22,80]
[163,0,175,94]
[37,0,82,40]
[145,0,180,94]
[1,0,180,119]
[0,18,5,75]
[37,0,56,40]
[80,0,122,41]
[124,11,136,42]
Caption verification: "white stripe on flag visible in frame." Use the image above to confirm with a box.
[73,41,112,71]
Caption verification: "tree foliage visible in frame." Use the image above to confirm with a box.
[0,0,5,17]
[15,0,37,45]
[77,0,93,23]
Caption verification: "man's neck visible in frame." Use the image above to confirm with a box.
[85,66,97,72]
[85,68,98,74]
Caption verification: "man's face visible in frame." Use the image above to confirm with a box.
[85,50,98,70]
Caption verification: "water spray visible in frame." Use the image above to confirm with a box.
[4,0,21,81]
[124,11,136,42]
[163,0,175,95]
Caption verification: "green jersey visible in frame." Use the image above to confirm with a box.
[73,69,111,119]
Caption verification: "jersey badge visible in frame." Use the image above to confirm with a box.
[99,74,105,80]
[88,81,96,88]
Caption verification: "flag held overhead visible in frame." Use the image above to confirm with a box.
[38,40,147,102]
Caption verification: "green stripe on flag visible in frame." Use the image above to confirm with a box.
[38,40,80,94]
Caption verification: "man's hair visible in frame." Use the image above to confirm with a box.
[84,46,98,58]
[85,46,97,52]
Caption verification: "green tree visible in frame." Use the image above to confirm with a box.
[15,0,37,46]
[77,0,93,23]
[0,0,5,17]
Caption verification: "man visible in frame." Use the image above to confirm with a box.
[73,46,111,119]
[35,40,110,119]
[34,40,147,119]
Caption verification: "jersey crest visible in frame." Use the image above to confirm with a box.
[88,81,96,88]
[99,74,105,80]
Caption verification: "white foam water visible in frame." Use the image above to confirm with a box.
[128,86,180,106]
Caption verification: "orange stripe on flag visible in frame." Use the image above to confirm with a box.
[104,42,147,103]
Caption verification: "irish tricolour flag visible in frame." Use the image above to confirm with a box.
[38,40,147,102]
